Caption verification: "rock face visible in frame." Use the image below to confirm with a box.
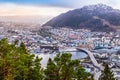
[43,4,120,32]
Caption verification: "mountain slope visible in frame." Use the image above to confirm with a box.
[43,4,120,32]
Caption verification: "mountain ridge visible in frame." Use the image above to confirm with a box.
[43,4,120,32]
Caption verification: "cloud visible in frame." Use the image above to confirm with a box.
[70,0,120,9]
[0,0,120,17]
[0,3,70,16]
[44,0,120,9]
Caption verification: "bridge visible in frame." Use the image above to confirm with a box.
[76,48,103,70]
[61,47,103,70]
[60,47,103,80]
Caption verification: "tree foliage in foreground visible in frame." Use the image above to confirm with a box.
[44,53,93,80]
[99,64,115,80]
[0,38,93,80]
[0,38,43,80]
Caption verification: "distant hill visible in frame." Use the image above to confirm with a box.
[43,4,120,32]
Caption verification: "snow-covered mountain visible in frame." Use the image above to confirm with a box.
[43,4,120,32]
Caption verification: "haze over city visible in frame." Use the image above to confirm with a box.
[0,0,120,24]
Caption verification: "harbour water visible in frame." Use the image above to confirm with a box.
[37,51,87,67]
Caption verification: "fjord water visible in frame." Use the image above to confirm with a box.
[37,51,87,67]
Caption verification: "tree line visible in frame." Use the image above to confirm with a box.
[0,38,115,80]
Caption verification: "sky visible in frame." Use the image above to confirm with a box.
[0,0,120,17]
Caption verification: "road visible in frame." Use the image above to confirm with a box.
[77,48,103,70]
[61,47,103,80]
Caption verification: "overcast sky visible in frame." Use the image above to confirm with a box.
[0,0,120,16]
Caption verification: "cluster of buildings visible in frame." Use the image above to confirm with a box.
[49,27,120,49]
[1,26,120,79]
[1,26,120,53]
[48,27,120,80]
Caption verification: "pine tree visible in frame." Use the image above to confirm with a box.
[90,75,94,80]
[29,56,44,80]
[44,58,58,80]
[44,53,91,80]
[76,66,91,80]
[0,39,43,80]
[100,64,115,80]
[0,38,92,80]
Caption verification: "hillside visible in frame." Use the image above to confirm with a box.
[43,4,120,32]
